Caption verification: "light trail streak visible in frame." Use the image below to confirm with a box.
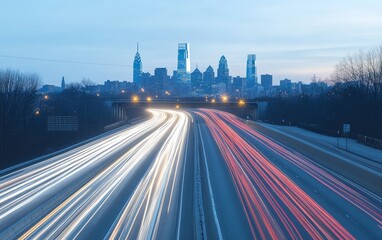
[218,110,382,228]
[196,109,355,239]
[0,109,190,239]
[107,110,189,239]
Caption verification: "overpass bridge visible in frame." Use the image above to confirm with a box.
[104,98,266,121]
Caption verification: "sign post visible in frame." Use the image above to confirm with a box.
[343,124,350,150]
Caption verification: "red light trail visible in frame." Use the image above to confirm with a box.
[196,109,359,239]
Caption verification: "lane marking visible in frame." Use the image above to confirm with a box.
[176,114,191,240]
[198,125,223,239]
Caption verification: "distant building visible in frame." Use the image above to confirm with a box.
[133,43,142,87]
[232,76,246,98]
[154,68,169,95]
[191,67,203,94]
[61,76,66,91]
[203,65,215,94]
[39,84,61,93]
[141,72,155,94]
[246,54,257,88]
[280,79,292,93]
[217,56,229,85]
[309,81,328,95]
[177,43,191,82]
[104,80,129,94]
[261,74,272,91]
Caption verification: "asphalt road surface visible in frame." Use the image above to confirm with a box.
[0,108,381,239]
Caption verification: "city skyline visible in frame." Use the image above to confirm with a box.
[1,0,381,85]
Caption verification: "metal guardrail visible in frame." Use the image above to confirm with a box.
[357,135,382,150]
[296,123,382,150]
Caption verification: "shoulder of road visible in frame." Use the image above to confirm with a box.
[245,120,382,196]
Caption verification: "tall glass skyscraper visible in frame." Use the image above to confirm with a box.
[246,54,257,88]
[217,55,229,84]
[177,43,191,74]
[133,43,142,87]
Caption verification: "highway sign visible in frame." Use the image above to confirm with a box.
[343,124,350,133]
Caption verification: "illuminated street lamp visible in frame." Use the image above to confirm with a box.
[44,95,49,100]
[238,99,245,106]
[132,96,139,103]
[175,105,180,109]
[147,97,152,102]
[211,99,216,103]
[221,95,228,103]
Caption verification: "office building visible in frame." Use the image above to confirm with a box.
[261,74,272,91]
[280,79,292,93]
[191,67,203,91]
[203,65,215,94]
[246,54,257,88]
[154,68,169,95]
[177,43,191,82]
[232,76,246,98]
[133,43,142,87]
[217,56,229,84]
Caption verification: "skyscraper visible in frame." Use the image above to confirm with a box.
[191,67,202,91]
[133,43,142,87]
[203,65,215,94]
[177,43,191,74]
[154,68,168,95]
[261,74,272,91]
[246,54,257,88]
[280,78,292,93]
[217,55,229,84]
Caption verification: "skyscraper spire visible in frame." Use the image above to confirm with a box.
[133,43,142,87]
[61,76,65,91]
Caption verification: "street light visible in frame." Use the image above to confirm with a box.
[211,99,216,103]
[44,95,49,100]
[132,96,139,103]
[147,97,152,102]
[238,99,245,106]
[176,104,180,109]
[221,95,228,103]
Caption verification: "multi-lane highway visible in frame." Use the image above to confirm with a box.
[0,108,381,239]
[194,109,382,239]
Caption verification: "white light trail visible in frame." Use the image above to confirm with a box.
[107,110,189,240]
[0,109,190,240]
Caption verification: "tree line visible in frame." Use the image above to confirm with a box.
[265,46,382,141]
[0,70,115,169]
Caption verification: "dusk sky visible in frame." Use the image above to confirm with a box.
[1,0,381,86]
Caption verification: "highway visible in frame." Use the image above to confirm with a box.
[193,109,382,239]
[0,108,381,239]
[0,109,194,239]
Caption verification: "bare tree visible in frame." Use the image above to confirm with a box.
[333,45,382,100]
[0,69,39,166]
